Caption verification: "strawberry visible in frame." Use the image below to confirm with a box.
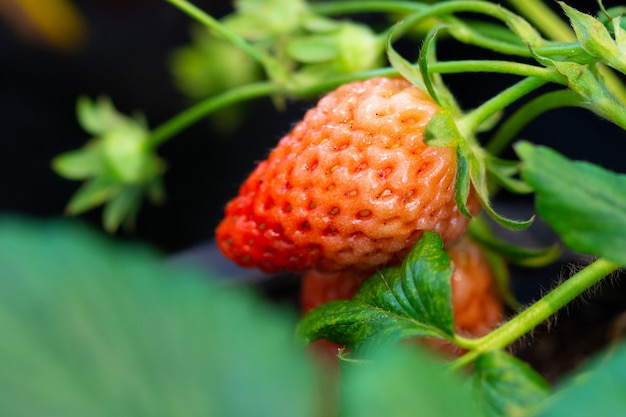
[301,236,504,359]
[216,77,479,274]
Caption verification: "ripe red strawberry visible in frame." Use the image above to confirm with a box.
[301,236,504,359]
[216,77,479,274]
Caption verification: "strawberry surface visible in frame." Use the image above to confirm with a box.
[216,77,479,273]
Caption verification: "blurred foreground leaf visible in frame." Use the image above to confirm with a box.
[473,350,550,417]
[341,346,481,417]
[0,217,316,417]
[534,342,626,417]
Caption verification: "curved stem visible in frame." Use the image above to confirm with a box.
[458,77,551,135]
[486,89,585,155]
[148,82,278,148]
[429,60,560,80]
[450,258,622,370]
[506,0,576,42]
[311,1,426,15]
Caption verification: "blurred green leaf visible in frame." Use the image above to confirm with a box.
[296,232,455,354]
[341,346,482,417]
[473,350,550,417]
[516,141,626,265]
[534,342,626,417]
[0,217,317,417]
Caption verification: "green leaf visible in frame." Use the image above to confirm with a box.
[516,141,626,265]
[473,350,550,417]
[341,346,482,417]
[0,217,317,417]
[296,232,454,353]
[534,342,626,417]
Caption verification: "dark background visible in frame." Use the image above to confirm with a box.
[1,0,624,255]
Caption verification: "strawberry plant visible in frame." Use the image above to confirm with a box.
[4,0,625,415]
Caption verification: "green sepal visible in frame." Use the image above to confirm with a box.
[386,22,426,92]
[76,96,125,136]
[419,25,445,107]
[485,155,533,194]
[468,217,561,268]
[473,350,550,417]
[52,140,104,180]
[500,7,545,48]
[296,232,455,355]
[465,145,534,231]
[560,2,626,75]
[516,141,626,265]
[425,112,533,230]
[65,177,121,216]
[102,187,142,233]
[454,147,473,218]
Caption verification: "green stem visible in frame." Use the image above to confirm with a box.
[486,89,584,155]
[459,77,550,135]
[451,258,622,369]
[386,0,538,42]
[311,1,425,15]
[506,0,576,42]
[430,60,560,80]
[148,82,278,148]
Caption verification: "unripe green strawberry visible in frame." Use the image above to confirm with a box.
[216,77,479,273]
